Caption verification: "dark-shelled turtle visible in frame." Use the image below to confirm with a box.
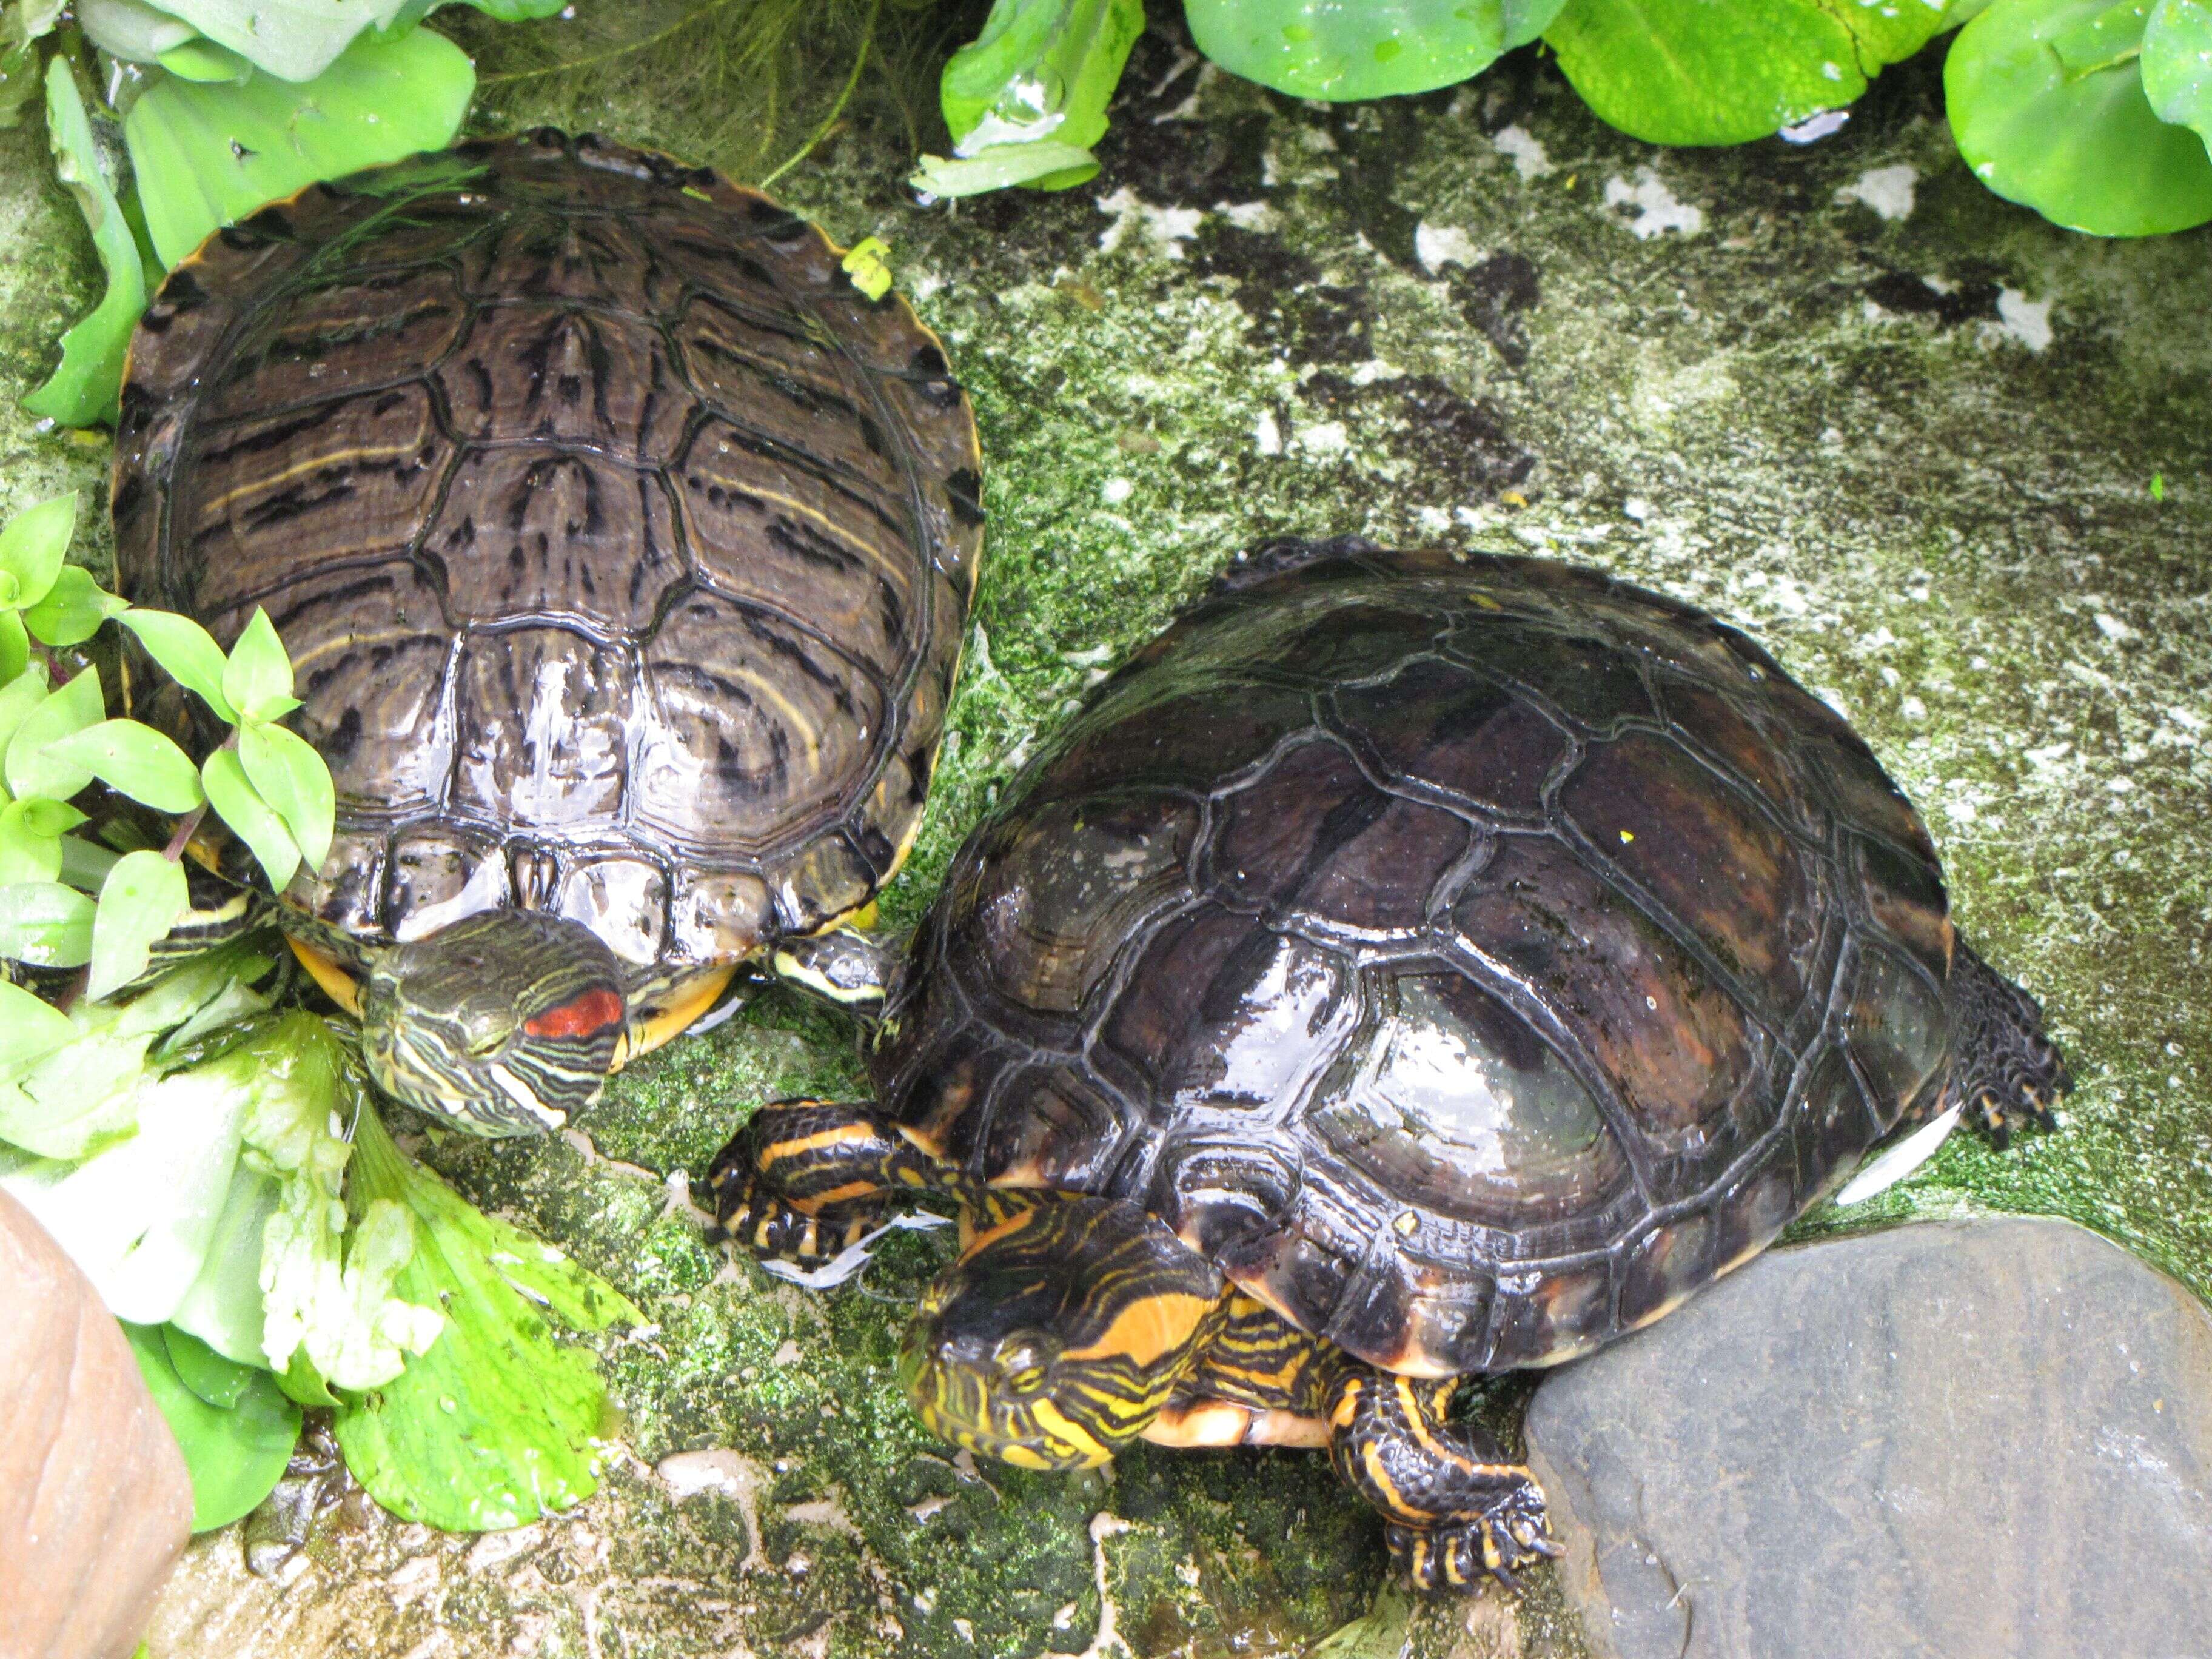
[110,129,982,1135]
[711,538,2069,1592]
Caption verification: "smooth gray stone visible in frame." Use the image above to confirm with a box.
[1526,1218,2212,1659]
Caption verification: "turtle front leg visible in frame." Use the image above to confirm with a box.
[1322,1360,1560,1593]
[705,1099,947,1265]
[1946,938,2071,1148]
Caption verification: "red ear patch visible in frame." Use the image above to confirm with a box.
[524,988,625,1041]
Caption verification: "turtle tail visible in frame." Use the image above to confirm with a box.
[1945,938,2071,1148]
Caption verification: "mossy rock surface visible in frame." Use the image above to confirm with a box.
[2,16,2206,1659]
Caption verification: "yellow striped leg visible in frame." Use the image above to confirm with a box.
[1322,1359,1561,1593]
[706,1099,947,1264]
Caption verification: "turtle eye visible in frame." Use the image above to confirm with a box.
[992,1336,1052,1394]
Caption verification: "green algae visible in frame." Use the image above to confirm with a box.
[0,19,2192,1659]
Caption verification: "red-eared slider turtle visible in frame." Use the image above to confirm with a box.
[710,538,2069,1592]
[110,130,982,1135]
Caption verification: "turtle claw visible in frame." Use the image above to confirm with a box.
[1386,1482,1558,1594]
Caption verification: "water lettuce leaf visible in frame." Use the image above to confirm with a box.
[238,1014,441,1390]
[332,1102,645,1531]
[125,25,475,269]
[1545,0,1952,144]
[915,0,1144,196]
[22,57,146,427]
[1947,0,2212,233]
[1187,0,1564,101]
[2144,0,2212,155]
[124,1320,301,1532]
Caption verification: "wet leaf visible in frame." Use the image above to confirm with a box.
[88,850,191,999]
[0,978,76,1074]
[332,1102,645,1532]
[1948,0,2212,233]
[1189,0,1563,100]
[76,0,204,62]
[126,26,475,269]
[0,662,50,756]
[130,0,412,81]
[124,1321,300,1532]
[164,1321,263,1407]
[42,719,206,814]
[1545,0,1951,144]
[2144,0,2212,155]
[931,0,1144,192]
[22,59,146,427]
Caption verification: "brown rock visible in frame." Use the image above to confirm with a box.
[0,1188,194,1659]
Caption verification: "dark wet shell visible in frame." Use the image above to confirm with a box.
[112,131,982,973]
[871,544,1954,1378]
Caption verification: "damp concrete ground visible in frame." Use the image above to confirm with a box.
[1,17,2207,1659]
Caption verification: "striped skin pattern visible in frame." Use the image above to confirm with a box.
[361,909,626,1134]
[712,1099,1560,1589]
[109,129,983,1133]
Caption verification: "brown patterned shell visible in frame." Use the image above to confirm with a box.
[111,131,982,977]
[871,541,1958,1379]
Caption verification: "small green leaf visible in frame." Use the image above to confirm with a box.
[127,27,476,269]
[44,719,207,814]
[220,610,298,725]
[0,492,78,611]
[22,59,147,427]
[124,1321,301,1533]
[2145,0,2212,156]
[118,609,238,723]
[238,721,334,871]
[2153,471,2168,500]
[164,1322,265,1406]
[89,848,192,999]
[0,797,85,884]
[0,977,76,1072]
[76,0,203,62]
[0,880,96,966]
[24,565,130,649]
[1948,0,2212,234]
[1188,0,1563,101]
[0,660,50,756]
[0,611,25,688]
[203,747,301,891]
[5,669,107,803]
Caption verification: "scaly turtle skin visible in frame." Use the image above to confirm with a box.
[710,539,2068,1591]
[110,130,982,1134]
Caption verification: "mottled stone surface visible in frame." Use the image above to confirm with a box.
[1,8,2207,1656]
[1527,1218,2212,1659]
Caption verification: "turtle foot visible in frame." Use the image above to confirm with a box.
[703,1155,880,1266]
[1386,1481,1560,1594]
[1948,939,2071,1151]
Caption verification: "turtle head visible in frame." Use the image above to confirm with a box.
[897,1191,1225,1471]
[360,909,628,1136]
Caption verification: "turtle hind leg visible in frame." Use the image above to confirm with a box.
[1322,1361,1560,1594]
[1947,937,2071,1148]
[704,1098,945,1267]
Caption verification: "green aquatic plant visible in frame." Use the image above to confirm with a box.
[936,0,2212,235]
[0,492,338,995]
